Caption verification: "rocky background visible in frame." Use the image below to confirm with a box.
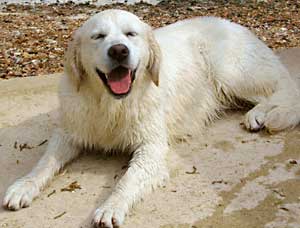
[0,0,299,79]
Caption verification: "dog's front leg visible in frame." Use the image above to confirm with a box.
[93,141,169,228]
[3,128,81,210]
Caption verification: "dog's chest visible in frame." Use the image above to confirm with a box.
[60,96,142,151]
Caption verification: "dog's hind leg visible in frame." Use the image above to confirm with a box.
[3,128,81,210]
[245,62,300,132]
[213,48,300,132]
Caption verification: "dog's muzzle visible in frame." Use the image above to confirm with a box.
[96,44,137,98]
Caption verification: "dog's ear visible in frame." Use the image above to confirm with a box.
[64,31,85,91]
[147,28,161,87]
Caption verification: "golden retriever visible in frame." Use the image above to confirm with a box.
[3,9,300,228]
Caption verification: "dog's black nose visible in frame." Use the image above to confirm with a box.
[108,44,129,62]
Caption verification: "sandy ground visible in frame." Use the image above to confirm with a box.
[0,48,300,228]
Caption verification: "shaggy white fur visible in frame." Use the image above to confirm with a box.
[3,9,300,228]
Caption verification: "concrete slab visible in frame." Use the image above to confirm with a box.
[0,49,299,228]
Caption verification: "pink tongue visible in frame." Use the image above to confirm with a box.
[107,68,132,94]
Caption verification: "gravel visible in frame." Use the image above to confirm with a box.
[1,0,299,79]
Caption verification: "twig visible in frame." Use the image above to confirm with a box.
[54,211,66,219]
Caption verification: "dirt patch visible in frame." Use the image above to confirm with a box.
[1,0,300,78]
[213,140,235,152]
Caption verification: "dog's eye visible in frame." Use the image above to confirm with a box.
[126,32,137,37]
[91,33,106,40]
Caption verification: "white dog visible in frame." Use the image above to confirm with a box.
[3,9,300,228]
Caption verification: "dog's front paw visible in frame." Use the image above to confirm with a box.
[92,201,127,228]
[3,178,40,211]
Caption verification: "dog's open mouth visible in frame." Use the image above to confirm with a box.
[96,66,136,97]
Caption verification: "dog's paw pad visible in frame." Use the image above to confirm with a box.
[93,206,125,228]
[244,109,266,132]
[3,179,39,211]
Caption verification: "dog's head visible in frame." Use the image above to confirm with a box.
[64,9,161,98]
